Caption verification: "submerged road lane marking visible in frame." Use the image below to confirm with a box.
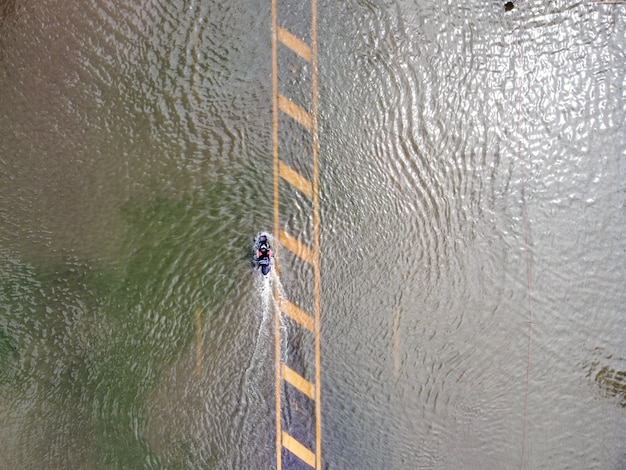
[282,431,316,468]
[278,95,313,130]
[280,298,314,332]
[271,0,283,467]
[310,0,322,465]
[279,161,314,199]
[393,306,401,378]
[280,230,313,265]
[195,306,202,377]
[282,364,315,399]
[278,26,312,62]
[273,0,321,468]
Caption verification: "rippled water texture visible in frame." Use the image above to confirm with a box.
[320,1,625,468]
[1,0,625,468]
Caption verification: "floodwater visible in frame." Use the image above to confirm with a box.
[1,0,625,468]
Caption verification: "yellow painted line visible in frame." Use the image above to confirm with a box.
[278,95,312,130]
[282,431,316,468]
[277,26,312,62]
[279,298,314,332]
[279,160,313,199]
[273,1,321,468]
[280,230,313,265]
[393,306,401,378]
[271,1,282,469]
[282,364,315,399]
[195,306,202,377]
[311,1,323,466]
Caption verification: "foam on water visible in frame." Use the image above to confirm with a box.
[251,271,272,356]
[251,268,289,364]
[246,267,292,389]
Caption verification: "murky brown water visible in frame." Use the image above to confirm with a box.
[1,0,625,468]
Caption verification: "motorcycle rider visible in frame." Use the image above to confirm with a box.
[256,239,272,265]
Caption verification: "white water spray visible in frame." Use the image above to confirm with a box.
[249,268,289,370]
[252,271,273,354]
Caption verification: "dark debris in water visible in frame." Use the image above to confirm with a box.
[504,1,515,11]
[587,361,626,408]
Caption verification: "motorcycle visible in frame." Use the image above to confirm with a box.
[254,233,273,276]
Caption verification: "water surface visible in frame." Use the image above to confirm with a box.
[1,0,625,468]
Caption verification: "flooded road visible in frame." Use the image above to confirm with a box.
[1,0,625,468]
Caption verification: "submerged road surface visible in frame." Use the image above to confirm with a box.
[1,0,625,468]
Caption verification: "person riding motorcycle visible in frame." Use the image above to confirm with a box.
[256,240,272,266]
